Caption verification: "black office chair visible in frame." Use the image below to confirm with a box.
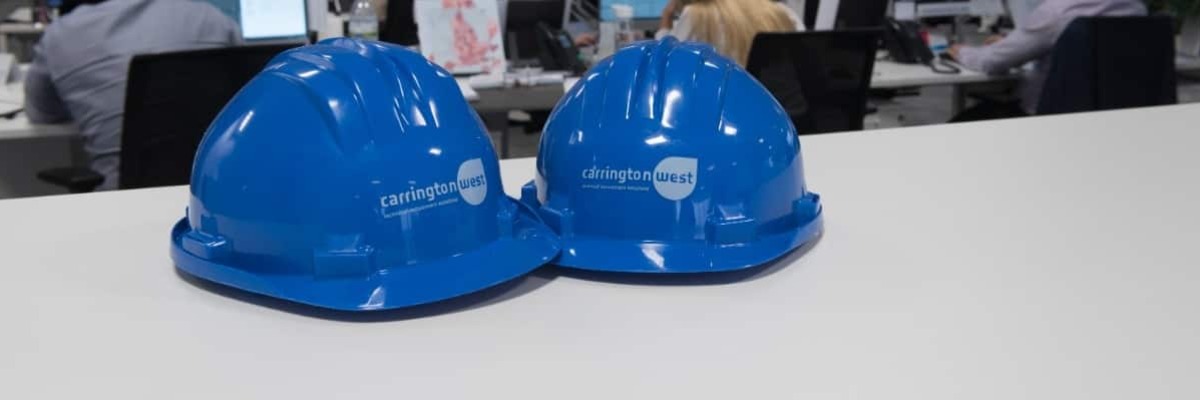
[381,0,418,46]
[746,29,883,135]
[1037,16,1177,115]
[37,44,296,192]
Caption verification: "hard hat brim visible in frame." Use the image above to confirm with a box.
[551,213,823,273]
[170,199,560,311]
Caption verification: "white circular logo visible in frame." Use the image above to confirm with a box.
[652,157,698,201]
[457,158,488,206]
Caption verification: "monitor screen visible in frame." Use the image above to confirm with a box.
[835,0,887,28]
[204,0,309,41]
[599,0,671,21]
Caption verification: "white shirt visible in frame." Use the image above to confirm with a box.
[957,0,1146,113]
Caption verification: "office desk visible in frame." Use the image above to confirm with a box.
[3,104,1199,399]
[474,83,565,112]
[873,60,1014,114]
[871,60,1000,88]
[0,82,79,199]
[0,115,78,198]
[0,22,43,54]
[563,61,1011,116]
[564,61,1009,115]
[467,83,565,158]
[873,57,1200,113]
[873,56,1200,87]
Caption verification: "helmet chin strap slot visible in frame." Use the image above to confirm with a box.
[520,182,576,237]
[706,204,758,246]
[180,230,231,261]
[793,194,822,226]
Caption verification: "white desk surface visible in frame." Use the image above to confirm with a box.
[567,61,1005,91]
[873,56,1200,88]
[871,59,1009,88]
[0,83,77,140]
[3,105,1200,398]
[0,22,43,35]
[0,116,76,140]
[567,61,1000,92]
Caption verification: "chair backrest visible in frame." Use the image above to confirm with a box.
[119,44,296,190]
[382,0,419,46]
[746,29,882,135]
[1037,16,1176,115]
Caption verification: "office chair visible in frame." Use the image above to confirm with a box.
[1037,16,1176,115]
[37,44,296,193]
[381,0,419,46]
[746,29,883,135]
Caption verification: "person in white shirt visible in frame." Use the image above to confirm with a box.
[656,0,803,66]
[948,0,1146,117]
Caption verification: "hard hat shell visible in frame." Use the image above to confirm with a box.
[170,38,559,311]
[521,38,823,273]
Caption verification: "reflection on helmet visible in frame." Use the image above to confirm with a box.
[522,37,823,273]
[170,38,560,311]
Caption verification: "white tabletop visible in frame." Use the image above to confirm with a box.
[2,104,1199,398]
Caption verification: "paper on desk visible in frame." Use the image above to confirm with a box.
[0,80,24,107]
[455,78,480,101]
[467,72,506,89]
[0,53,14,84]
[0,103,20,116]
[563,77,580,93]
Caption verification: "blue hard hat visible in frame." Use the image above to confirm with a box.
[170,38,560,311]
[520,38,823,273]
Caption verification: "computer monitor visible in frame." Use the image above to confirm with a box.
[506,0,568,61]
[834,0,888,28]
[911,0,972,18]
[204,0,309,42]
[598,0,670,21]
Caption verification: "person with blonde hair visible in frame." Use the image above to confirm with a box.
[656,0,803,65]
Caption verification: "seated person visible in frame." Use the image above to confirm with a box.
[25,0,241,190]
[948,0,1146,117]
[656,0,802,66]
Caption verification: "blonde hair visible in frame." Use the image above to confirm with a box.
[684,0,796,65]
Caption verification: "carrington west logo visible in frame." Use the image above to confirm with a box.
[580,157,698,201]
[379,158,487,218]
